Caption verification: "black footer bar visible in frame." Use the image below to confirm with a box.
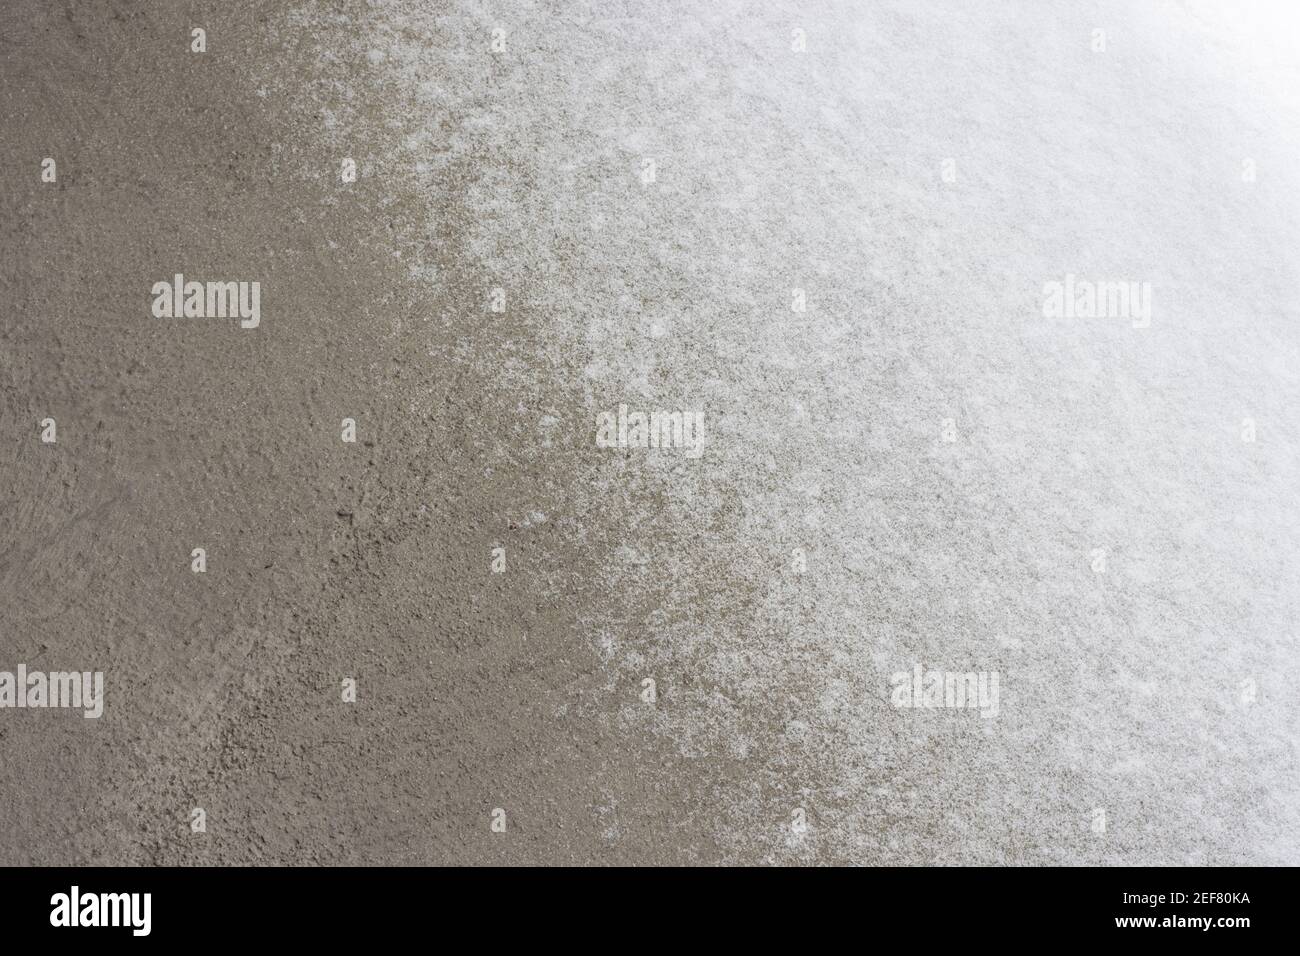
[0,866,1282,942]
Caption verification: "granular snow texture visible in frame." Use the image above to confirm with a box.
[1,0,1297,864]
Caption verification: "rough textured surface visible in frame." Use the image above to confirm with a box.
[1,0,1297,865]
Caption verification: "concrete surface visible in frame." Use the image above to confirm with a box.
[1,0,1298,865]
